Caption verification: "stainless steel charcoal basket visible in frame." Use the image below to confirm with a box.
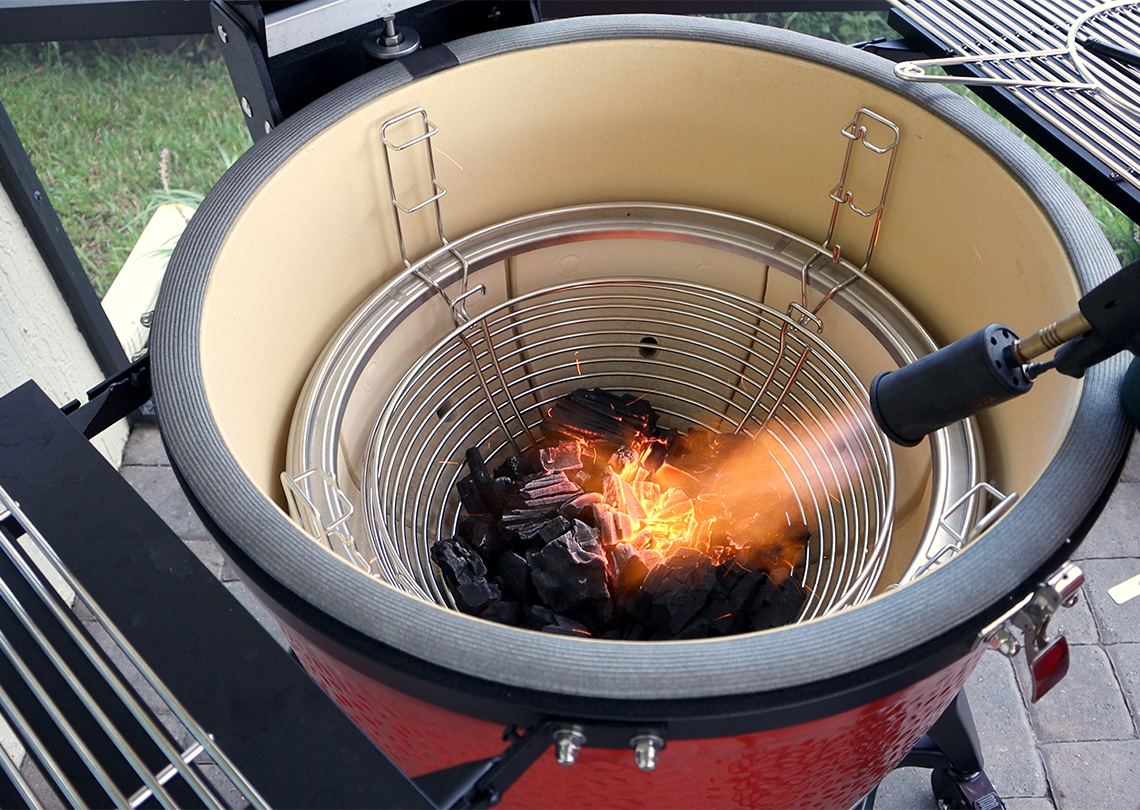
[284,202,984,625]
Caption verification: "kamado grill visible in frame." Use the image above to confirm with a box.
[144,8,1136,810]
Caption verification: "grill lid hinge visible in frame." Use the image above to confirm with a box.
[980,561,1084,702]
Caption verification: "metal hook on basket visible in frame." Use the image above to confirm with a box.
[902,481,1020,582]
[281,469,376,576]
[380,109,537,453]
[735,109,900,435]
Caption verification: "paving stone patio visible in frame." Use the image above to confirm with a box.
[120,423,1140,809]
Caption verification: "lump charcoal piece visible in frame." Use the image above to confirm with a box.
[640,440,668,474]
[430,536,501,615]
[674,614,711,640]
[467,519,509,564]
[542,389,656,448]
[571,518,599,548]
[528,532,611,617]
[480,600,523,627]
[537,516,573,546]
[559,491,603,520]
[524,605,592,637]
[540,441,584,473]
[628,547,716,635]
[494,551,536,603]
[456,475,488,517]
[494,455,530,481]
[654,461,703,497]
[612,554,650,614]
[747,575,807,632]
[519,471,579,498]
[465,447,494,487]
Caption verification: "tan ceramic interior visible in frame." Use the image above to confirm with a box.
[197,38,1081,590]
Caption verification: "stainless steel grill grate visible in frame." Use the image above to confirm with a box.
[890,0,1140,195]
[0,485,266,810]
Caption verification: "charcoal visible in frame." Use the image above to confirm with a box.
[501,516,551,544]
[494,551,535,603]
[612,554,650,614]
[456,476,488,517]
[465,447,494,487]
[641,440,668,473]
[540,441,584,472]
[467,519,509,564]
[537,516,573,546]
[674,614,711,639]
[571,518,599,548]
[541,388,656,448]
[628,548,716,634]
[524,605,592,637]
[512,493,582,512]
[747,576,806,632]
[494,455,530,481]
[698,598,739,636]
[480,600,523,626]
[430,536,501,615]
[518,471,579,498]
[559,491,603,520]
[528,532,611,616]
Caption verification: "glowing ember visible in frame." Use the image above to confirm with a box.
[430,389,811,639]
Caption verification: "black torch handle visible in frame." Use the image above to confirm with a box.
[870,323,1033,446]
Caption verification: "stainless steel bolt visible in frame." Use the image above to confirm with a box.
[381,16,402,47]
[552,727,586,766]
[241,97,252,117]
[216,24,228,43]
[630,733,664,772]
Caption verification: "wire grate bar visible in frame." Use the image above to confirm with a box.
[0,483,266,809]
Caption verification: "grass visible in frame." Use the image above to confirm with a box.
[0,40,251,295]
[1,19,1137,298]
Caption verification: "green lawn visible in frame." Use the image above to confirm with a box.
[1,20,1137,298]
[0,40,251,295]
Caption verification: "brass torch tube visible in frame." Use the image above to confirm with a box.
[1013,311,1093,363]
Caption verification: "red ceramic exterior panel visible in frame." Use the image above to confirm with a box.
[283,616,985,807]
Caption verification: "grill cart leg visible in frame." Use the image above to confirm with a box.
[895,691,1005,810]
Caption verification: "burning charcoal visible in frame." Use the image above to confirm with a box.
[654,461,703,497]
[494,551,535,603]
[542,389,656,448]
[519,471,580,498]
[540,441,584,473]
[609,446,639,476]
[430,536,501,615]
[559,491,603,520]
[480,600,523,626]
[467,519,509,564]
[640,440,668,474]
[524,605,592,637]
[604,472,647,521]
[528,532,611,619]
[628,547,716,635]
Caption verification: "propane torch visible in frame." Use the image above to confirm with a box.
[870,258,1140,446]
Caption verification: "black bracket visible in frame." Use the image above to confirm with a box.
[211,1,281,142]
[61,355,152,439]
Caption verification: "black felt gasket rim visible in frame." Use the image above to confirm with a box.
[151,15,1128,701]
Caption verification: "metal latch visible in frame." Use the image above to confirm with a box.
[981,562,1083,702]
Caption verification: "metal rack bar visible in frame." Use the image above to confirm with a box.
[0,380,435,810]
